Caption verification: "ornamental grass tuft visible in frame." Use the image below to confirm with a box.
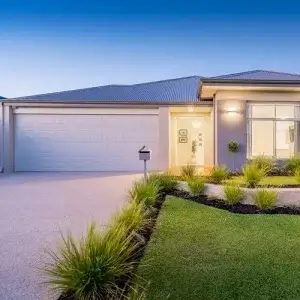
[44,222,138,299]
[252,189,277,210]
[210,165,229,184]
[180,164,197,180]
[223,184,244,205]
[242,163,266,188]
[187,178,206,196]
[128,179,160,207]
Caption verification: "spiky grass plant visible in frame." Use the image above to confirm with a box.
[285,156,300,174]
[295,168,300,184]
[242,163,266,188]
[128,180,160,207]
[147,172,178,192]
[187,178,205,196]
[112,202,151,238]
[249,155,275,175]
[180,164,197,180]
[252,189,277,210]
[210,165,229,184]
[44,223,138,299]
[223,184,244,205]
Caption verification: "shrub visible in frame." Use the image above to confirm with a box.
[210,165,229,183]
[242,163,266,188]
[250,155,275,175]
[180,164,197,179]
[295,168,300,184]
[44,223,137,299]
[253,189,277,210]
[147,172,178,191]
[128,180,160,207]
[228,140,239,153]
[112,202,151,238]
[285,156,300,174]
[223,184,244,205]
[188,178,205,195]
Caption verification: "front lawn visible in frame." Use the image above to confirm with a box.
[138,197,300,300]
[225,175,298,186]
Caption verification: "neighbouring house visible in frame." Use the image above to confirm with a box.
[2,69,300,173]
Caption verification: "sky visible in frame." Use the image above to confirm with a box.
[1,0,300,97]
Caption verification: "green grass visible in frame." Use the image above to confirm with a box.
[138,197,300,300]
[225,175,298,186]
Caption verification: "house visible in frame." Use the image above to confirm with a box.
[2,69,300,173]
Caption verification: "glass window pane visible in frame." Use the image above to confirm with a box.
[276,121,295,158]
[251,105,275,118]
[251,121,274,157]
[276,105,295,119]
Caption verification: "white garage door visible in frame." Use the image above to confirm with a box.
[14,108,159,171]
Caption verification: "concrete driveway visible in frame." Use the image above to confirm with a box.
[0,172,141,300]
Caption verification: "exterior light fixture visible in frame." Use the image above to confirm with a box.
[192,120,201,128]
[227,107,237,112]
[188,106,194,113]
[227,106,238,116]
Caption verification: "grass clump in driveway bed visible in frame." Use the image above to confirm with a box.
[147,172,178,192]
[128,180,160,207]
[44,176,165,300]
[44,222,138,300]
[138,197,300,300]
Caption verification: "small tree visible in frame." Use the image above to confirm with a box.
[228,140,239,171]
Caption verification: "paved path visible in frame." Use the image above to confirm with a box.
[0,172,141,300]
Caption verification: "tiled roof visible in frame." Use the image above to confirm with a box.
[211,70,300,81]
[8,76,203,103]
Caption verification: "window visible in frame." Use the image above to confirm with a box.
[247,104,298,159]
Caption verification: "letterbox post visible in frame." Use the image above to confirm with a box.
[138,145,151,180]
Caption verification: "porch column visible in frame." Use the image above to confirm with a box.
[158,107,170,170]
[215,99,247,171]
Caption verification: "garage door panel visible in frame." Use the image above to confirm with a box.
[14,113,159,171]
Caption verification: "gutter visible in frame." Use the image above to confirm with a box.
[2,100,213,107]
[201,78,300,86]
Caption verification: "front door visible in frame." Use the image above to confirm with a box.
[174,117,205,166]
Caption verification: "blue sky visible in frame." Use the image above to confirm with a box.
[1,0,300,97]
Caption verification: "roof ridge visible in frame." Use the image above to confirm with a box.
[257,69,300,77]
[212,70,262,79]
[128,75,202,87]
[212,69,300,79]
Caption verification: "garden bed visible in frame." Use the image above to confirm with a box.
[202,182,300,207]
[171,189,300,215]
[58,191,168,300]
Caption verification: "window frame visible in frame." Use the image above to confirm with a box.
[247,103,299,159]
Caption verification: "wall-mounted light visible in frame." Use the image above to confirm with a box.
[188,106,194,113]
[192,120,201,128]
[226,106,238,116]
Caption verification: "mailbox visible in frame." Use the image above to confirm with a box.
[139,145,151,161]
